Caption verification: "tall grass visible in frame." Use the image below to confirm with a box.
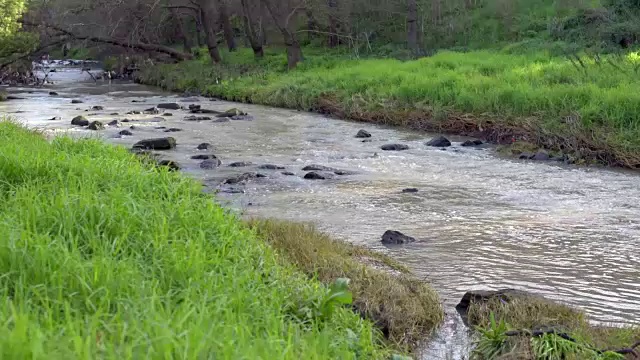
[0,121,393,359]
[140,47,640,167]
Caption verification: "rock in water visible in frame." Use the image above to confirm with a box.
[224,172,262,184]
[461,139,484,147]
[532,150,550,161]
[157,160,180,171]
[49,116,61,121]
[49,91,58,96]
[216,108,247,118]
[197,143,213,150]
[87,121,104,130]
[304,172,334,180]
[91,105,104,111]
[185,115,212,121]
[381,144,409,151]
[258,164,285,170]
[302,165,337,172]
[157,103,181,110]
[144,107,160,115]
[119,130,133,136]
[200,159,222,169]
[163,128,182,133]
[71,116,89,126]
[426,136,452,147]
[282,172,295,176]
[381,230,416,245]
[71,99,83,104]
[455,289,538,326]
[132,137,177,150]
[191,154,218,160]
[402,188,419,193]
[228,161,252,167]
[355,129,372,138]
[519,152,533,160]
[107,120,120,126]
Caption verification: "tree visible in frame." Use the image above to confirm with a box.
[261,0,304,69]
[240,0,264,58]
[196,0,222,63]
[0,0,27,37]
[217,0,237,51]
[407,0,418,53]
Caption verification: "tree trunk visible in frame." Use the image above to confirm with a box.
[240,0,264,58]
[407,0,419,54]
[170,8,193,54]
[305,8,319,42]
[198,5,222,63]
[218,0,237,51]
[261,0,303,69]
[327,0,339,47]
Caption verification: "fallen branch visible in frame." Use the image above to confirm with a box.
[21,20,193,61]
[0,37,68,71]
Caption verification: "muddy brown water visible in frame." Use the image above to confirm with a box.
[2,66,640,359]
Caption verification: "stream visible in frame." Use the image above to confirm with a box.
[2,64,640,359]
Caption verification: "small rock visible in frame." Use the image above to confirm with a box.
[362,139,373,143]
[6,96,24,100]
[216,108,247,118]
[225,172,261,184]
[228,161,252,167]
[302,164,337,172]
[71,99,83,104]
[355,129,372,138]
[71,116,89,126]
[519,152,534,160]
[381,144,409,151]
[461,139,484,147]
[455,289,539,326]
[126,111,141,115]
[532,150,550,161]
[157,160,180,171]
[149,117,165,122]
[49,116,61,121]
[157,103,181,110]
[402,188,419,193]
[197,143,213,150]
[381,230,416,245]
[87,121,104,130]
[163,128,182,133]
[91,105,104,111]
[188,104,201,111]
[119,130,133,136]
[109,112,119,116]
[282,171,295,176]
[191,154,218,160]
[129,126,137,130]
[107,120,120,126]
[230,115,254,121]
[132,137,177,150]
[143,107,159,114]
[185,115,212,121]
[162,113,173,116]
[334,170,356,175]
[155,126,167,130]
[258,164,285,170]
[426,136,452,147]
[304,171,334,180]
[200,159,222,169]
[49,91,59,96]
[121,119,132,123]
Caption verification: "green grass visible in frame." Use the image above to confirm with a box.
[249,220,443,349]
[468,295,640,359]
[0,121,399,359]
[138,47,640,168]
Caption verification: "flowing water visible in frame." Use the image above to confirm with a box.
[2,65,640,359]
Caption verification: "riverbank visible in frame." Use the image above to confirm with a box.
[138,48,640,169]
[0,121,441,358]
[464,290,640,359]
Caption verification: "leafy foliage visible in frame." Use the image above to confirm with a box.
[473,313,510,360]
[0,0,26,37]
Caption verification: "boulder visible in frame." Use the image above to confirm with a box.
[381,144,409,151]
[87,121,104,130]
[461,139,484,147]
[532,150,550,161]
[71,116,89,126]
[200,159,222,169]
[258,164,285,170]
[132,137,177,150]
[228,161,252,167]
[157,160,180,171]
[107,120,120,126]
[302,164,337,172]
[191,154,218,160]
[216,108,247,118]
[119,130,133,136]
[71,99,83,104]
[163,128,182,133]
[455,289,538,326]
[157,103,181,110]
[402,188,419,193]
[355,129,372,138]
[197,143,213,150]
[426,136,452,147]
[91,105,104,111]
[304,171,334,180]
[381,230,416,245]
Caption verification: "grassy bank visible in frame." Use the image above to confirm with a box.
[468,294,640,359]
[0,121,440,358]
[139,48,640,168]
